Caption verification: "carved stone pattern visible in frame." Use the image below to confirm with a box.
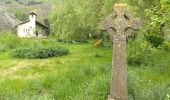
[101,4,140,100]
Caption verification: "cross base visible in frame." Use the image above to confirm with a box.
[108,95,115,100]
[108,95,128,100]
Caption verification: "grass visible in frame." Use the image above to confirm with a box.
[0,38,170,100]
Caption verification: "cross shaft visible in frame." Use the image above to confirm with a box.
[101,3,140,100]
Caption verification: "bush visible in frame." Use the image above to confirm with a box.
[145,33,165,48]
[12,46,69,59]
[144,6,166,48]
[127,40,159,66]
[159,42,170,51]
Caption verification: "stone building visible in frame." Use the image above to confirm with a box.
[16,12,48,37]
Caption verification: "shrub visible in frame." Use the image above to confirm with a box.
[127,40,159,66]
[145,33,165,48]
[144,6,166,48]
[12,46,69,59]
[159,42,170,51]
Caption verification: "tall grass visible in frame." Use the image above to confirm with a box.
[0,62,170,100]
[0,32,32,51]
[0,33,170,99]
[0,63,111,100]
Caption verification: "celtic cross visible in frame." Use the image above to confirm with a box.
[101,3,140,100]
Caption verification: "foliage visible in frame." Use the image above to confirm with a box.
[12,45,69,59]
[0,41,112,100]
[0,32,27,51]
[127,39,159,66]
[8,7,28,21]
[0,39,170,99]
[128,70,170,100]
[1,0,170,99]
[44,18,51,36]
[58,38,88,44]
[50,0,114,41]
[144,6,166,48]
[159,42,170,51]
[145,33,165,48]
[27,0,43,6]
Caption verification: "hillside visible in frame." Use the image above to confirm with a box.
[0,0,51,30]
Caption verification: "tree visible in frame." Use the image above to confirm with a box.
[144,6,166,47]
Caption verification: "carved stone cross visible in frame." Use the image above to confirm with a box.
[101,3,140,100]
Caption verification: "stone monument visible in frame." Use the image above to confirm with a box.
[101,3,140,100]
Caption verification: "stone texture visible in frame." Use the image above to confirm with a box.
[101,3,140,100]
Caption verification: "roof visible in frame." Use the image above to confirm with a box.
[36,21,48,29]
[16,20,48,29]
[17,20,30,26]
[29,12,37,16]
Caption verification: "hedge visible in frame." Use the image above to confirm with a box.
[12,46,69,59]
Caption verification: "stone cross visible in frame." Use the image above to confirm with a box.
[101,3,140,100]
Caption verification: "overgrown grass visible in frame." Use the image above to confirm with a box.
[0,35,170,100]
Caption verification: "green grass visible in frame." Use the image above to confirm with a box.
[0,38,170,100]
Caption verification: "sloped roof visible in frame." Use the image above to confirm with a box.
[16,20,48,29]
[36,20,48,29]
[29,12,37,16]
[17,20,30,26]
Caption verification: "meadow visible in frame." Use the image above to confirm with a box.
[0,33,170,100]
[0,0,170,99]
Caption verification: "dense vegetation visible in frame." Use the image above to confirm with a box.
[0,0,170,99]
[12,46,69,59]
[0,32,29,51]
[0,32,69,59]
[49,0,170,40]
[0,35,170,99]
